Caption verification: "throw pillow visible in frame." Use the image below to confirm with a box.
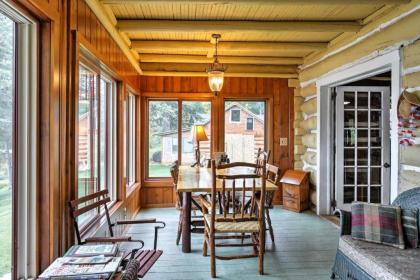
[401,208,419,248]
[351,202,405,249]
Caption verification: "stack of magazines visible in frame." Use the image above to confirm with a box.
[39,244,122,279]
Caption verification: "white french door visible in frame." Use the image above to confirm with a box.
[335,86,391,211]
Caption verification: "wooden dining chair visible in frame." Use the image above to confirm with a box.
[264,163,281,242]
[200,160,267,278]
[257,147,271,163]
[170,161,205,245]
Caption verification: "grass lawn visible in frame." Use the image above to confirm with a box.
[0,187,11,278]
[149,163,171,177]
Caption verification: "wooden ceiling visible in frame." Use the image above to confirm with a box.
[96,0,411,78]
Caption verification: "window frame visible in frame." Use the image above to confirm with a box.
[145,98,212,180]
[0,2,38,278]
[125,90,137,194]
[75,48,119,229]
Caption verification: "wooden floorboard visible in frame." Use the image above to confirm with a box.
[128,207,339,279]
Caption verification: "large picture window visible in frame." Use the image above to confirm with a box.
[224,101,265,162]
[0,5,38,278]
[77,61,117,224]
[147,100,211,178]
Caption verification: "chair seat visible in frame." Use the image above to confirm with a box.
[204,214,260,233]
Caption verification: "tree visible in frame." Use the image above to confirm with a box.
[0,14,14,190]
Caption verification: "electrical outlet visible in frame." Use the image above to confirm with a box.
[280,138,288,146]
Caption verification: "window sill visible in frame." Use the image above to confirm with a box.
[143,179,172,188]
[126,182,141,197]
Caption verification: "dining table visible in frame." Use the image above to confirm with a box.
[176,165,279,253]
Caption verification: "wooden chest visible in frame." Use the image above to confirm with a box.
[280,170,309,213]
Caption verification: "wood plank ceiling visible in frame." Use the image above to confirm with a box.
[96,0,411,78]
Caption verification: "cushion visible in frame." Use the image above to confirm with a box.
[204,214,260,233]
[351,202,405,249]
[401,208,419,248]
[339,235,420,280]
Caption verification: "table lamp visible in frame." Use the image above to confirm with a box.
[191,124,208,167]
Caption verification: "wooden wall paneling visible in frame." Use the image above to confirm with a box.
[140,76,294,207]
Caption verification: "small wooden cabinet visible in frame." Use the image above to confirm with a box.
[280,170,309,212]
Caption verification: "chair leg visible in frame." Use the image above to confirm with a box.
[266,208,274,243]
[203,225,208,256]
[176,212,182,245]
[210,233,216,278]
[258,229,265,275]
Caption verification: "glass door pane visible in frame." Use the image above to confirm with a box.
[336,87,390,210]
[148,101,178,177]
[0,12,14,279]
[181,101,211,165]
[224,101,265,162]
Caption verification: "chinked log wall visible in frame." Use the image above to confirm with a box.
[14,0,141,273]
[140,76,295,208]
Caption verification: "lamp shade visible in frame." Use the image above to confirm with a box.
[191,124,209,142]
[208,70,224,93]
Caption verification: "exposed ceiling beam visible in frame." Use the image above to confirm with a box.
[85,0,142,74]
[140,63,298,74]
[139,54,303,65]
[118,19,361,33]
[141,71,298,78]
[102,0,410,6]
[132,41,327,56]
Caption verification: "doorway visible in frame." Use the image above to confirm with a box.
[333,73,391,210]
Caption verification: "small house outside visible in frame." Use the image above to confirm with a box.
[155,102,264,164]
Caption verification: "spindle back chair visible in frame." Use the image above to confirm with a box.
[201,160,267,278]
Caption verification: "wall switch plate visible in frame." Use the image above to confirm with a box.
[280,138,288,146]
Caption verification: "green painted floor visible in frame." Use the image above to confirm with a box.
[128,207,339,280]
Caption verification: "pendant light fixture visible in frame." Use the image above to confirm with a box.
[207,34,225,96]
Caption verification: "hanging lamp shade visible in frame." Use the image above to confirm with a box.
[208,70,224,93]
[207,34,225,95]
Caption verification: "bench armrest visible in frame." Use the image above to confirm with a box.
[85,236,131,243]
[334,209,352,236]
[116,218,157,225]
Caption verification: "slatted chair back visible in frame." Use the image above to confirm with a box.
[266,164,280,185]
[256,148,271,162]
[265,163,281,207]
[255,148,270,175]
[170,160,182,209]
[210,160,266,224]
[69,189,113,244]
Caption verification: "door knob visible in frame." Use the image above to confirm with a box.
[383,163,390,168]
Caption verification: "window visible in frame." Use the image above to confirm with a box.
[0,12,14,279]
[246,117,254,130]
[77,60,117,224]
[225,101,265,163]
[230,109,241,122]
[147,100,211,178]
[125,92,136,193]
[0,5,37,278]
[182,101,211,165]
[148,101,178,177]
